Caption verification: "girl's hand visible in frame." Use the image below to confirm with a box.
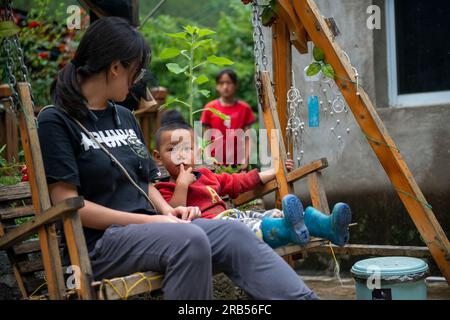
[170,206,202,221]
[176,164,197,188]
[285,159,294,172]
[142,214,190,224]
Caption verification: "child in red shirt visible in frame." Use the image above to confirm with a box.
[201,69,255,170]
[153,111,352,248]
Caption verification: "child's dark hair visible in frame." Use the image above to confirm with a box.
[53,16,151,120]
[215,69,238,85]
[155,110,192,150]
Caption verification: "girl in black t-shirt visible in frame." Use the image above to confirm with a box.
[39,17,318,300]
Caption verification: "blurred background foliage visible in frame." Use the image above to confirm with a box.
[4,0,258,115]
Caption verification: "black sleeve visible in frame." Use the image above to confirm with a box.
[129,111,161,182]
[37,112,81,188]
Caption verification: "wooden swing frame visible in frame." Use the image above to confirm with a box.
[235,0,450,284]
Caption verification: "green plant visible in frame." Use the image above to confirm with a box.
[306,46,335,79]
[0,145,22,185]
[159,25,233,126]
[0,0,85,107]
[0,20,20,39]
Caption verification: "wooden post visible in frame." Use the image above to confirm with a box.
[62,210,94,300]
[291,0,450,284]
[272,19,292,150]
[277,0,309,54]
[260,71,293,200]
[307,171,330,214]
[131,0,140,27]
[4,99,19,163]
[272,19,292,209]
[16,83,66,299]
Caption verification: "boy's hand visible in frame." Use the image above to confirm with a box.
[176,164,197,187]
[285,159,294,171]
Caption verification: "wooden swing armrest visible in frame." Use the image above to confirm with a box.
[232,158,328,207]
[0,196,84,250]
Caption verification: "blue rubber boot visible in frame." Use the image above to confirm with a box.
[304,203,352,247]
[261,195,310,248]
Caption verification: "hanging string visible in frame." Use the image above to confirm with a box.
[328,241,344,287]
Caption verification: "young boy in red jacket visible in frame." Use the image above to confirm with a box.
[153,111,352,248]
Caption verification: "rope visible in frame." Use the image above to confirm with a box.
[328,241,344,287]
[29,277,47,299]
[99,272,163,300]
[394,188,433,210]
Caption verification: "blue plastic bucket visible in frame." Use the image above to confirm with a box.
[351,257,429,300]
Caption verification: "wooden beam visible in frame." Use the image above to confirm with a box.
[260,71,293,204]
[272,18,292,150]
[305,244,431,258]
[2,99,19,163]
[276,0,308,54]
[232,158,328,207]
[0,219,28,298]
[286,157,328,182]
[79,0,108,18]
[307,171,330,214]
[0,197,84,250]
[62,210,95,299]
[0,84,12,99]
[17,83,67,299]
[232,180,278,207]
[274,239,327,256]
[293,0,450,284]
[0,182,31,202]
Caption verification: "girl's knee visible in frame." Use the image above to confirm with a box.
[177,224,212,261]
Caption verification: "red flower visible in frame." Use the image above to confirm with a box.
[21,174,29,182]
[242,0,252,4]
[21,165,28,175]
[38,51,49,59]
[28,20,40,28]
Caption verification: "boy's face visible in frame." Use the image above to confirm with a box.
[154,128,196,178]
[216,73,237,100]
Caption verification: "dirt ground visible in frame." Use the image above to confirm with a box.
[300,275,450,300]
[137,272,449,300]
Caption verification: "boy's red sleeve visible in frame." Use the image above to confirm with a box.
[154,183,174,202]
[215,169,262,199]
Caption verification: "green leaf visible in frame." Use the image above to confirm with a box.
[198,89,211,98]
[195,75,209,85]
[183,25,198,35]
[198,28,216,38]
[206,55,234,66]
[160,48,181,60]
[166,32,186,39]
[208,107,230,121]
[0,21,20,39]
[313,46,325,61]
[306,62,322,76]
[194,39,212,49]
[322,63,335,79]
[166,63,188,74]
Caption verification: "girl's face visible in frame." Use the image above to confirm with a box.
[107,60,144,102]
[216,73,237,100]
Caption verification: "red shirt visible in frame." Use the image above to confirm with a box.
[155,167,262,219]
[200,99,256,165]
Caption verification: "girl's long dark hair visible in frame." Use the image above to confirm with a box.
[53,16,151,119]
